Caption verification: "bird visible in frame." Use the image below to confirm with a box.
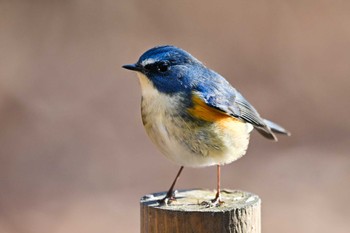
[122,45,290,206]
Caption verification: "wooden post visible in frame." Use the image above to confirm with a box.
[140,189,261,233]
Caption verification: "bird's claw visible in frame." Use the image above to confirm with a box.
[158,193,176,205]
[200,197,224,208]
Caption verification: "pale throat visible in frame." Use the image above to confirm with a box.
[136,72,159,97]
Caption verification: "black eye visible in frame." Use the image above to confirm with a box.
[157,62,169,73]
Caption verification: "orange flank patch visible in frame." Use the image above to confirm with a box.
[188,94,239,124]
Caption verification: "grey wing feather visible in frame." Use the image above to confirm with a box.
[233,92,278,141]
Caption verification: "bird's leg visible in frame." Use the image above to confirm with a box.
[211,165,224,206]
[159,166,184,205]
[200,165,224,207]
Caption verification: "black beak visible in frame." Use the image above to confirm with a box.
[122,63,142,72]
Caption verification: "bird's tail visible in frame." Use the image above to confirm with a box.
[255,119,291,141]
[263,119,291,136]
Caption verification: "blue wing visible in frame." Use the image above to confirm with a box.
[193,70,289,140]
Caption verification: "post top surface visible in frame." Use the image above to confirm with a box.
[140,189,260,212]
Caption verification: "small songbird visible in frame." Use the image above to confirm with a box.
[123,45,290,206]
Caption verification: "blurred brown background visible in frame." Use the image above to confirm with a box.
[1,1,349,232]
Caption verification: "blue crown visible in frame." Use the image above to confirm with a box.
[138,45,199,66]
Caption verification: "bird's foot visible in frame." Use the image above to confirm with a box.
[211,196,224,207]
[158,191,177,206]
[200,195,224,208]
[201,193,225,208]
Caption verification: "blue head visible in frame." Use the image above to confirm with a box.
[123,45,206,94]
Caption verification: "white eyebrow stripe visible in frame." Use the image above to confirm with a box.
[141,58,158,66]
